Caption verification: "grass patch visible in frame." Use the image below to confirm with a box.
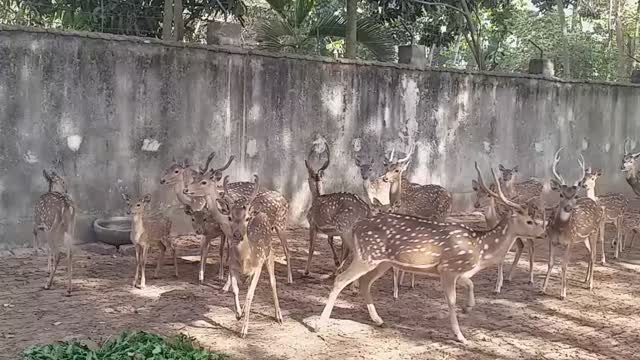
[22,331,230,360]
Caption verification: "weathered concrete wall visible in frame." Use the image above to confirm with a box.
[1,27,640,248]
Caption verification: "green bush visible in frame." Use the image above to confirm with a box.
[22,331,230,360]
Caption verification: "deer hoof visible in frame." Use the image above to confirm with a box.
[43,284,51,290]
[65,291,72,297]
[462,307,473,314]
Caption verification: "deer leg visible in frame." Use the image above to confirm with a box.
[440,271,466,344]
[410,273,415,289]
[615,216,622,259]
[583,237,593,285]
[527,239,535,286]
[32,228,39,256]
[240,263,263,338]
[275,228,293,284]
[506,238,525,282]
[630,231,637,249]
[392,268,399,300]
[217,235,226,281]
[199,235,211,284]
[229,269,242,318]
[358,262,392,326]
[541,242,555,295]
[133,245,141,288]
[155,242,166,279]
[494,261,504,294]
[399,271,405,286]
[600,218,607,266]
[65,244,73,296]
[140,246,148,288]
[458,276,475,313]
[560,243,573,300]
[316,258,375,331]
[304,226,317,276]
[327,236,341,267]
[44,252,60,290]
[267,254,283,324]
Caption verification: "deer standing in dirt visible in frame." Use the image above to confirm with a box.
[381,147,453,298]
[184,162,294,285]
[622,139,640,196]
[304,143,372,276]
[578,167,628,261]
[123,194,178,288]
[541,148,604,300]
[211,175,284,338]
[314,162,545,344]
[33,170,76,295]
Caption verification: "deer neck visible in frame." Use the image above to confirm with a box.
[172,180,194,206]
[624,168,640,196]
[362,178,373,204]
[389,176,402,205]
[476,217,519,269]
[308,178,323,201]
[203,190,232,236]
[484,198,500,228]
[131,213,146,241]
[585,186,598,201]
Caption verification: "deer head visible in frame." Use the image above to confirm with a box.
[471,179,496,209]
[206,154,235,183]
[43,169,67,193]
[184,205,208,236]
[498,164,519,185]
[305,142,330,197]
[160,157,194,186]
[355,155,374,181]
[622,139,640,173]
[578,167,602,192]
[123,193,151,216]
[369,197,401,216]
[382,146,413,183]
[549,148,583,221]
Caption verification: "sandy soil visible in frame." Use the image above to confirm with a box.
[2,221,640,360]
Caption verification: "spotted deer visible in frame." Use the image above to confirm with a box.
[161,153,252,284]
[355,155,390,205]
[33,170,76,295]
[123,194,178,288]
[305,143,371,276]
[184,167,294,284]
[541,148,604,300]
[315,162,545,344]
[578,167,628,261]
[381,147,453,297]
[471,179,542,293]
[622,139,640,196]
[209,175,284,338]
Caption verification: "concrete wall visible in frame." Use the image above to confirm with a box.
[1,26,640,248]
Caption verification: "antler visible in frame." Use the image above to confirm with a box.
[474,162,525,212]
[397,144,415,163]
[213,155,235,173]
[625,138,632,155]
[199,151,216,174]
[319,142,331,172]
[576,153,586,186]
[552,147,566,185]
[249,175,260,203]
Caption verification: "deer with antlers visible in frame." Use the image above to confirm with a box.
[622,139,640,196]
[381,146,453,298]
[541,148,604,300]
[471,178,543,293]
[578,167,628,261]
[304,142,373,276]
[161,153,253,283]
[123,193,178,288]
[33,170,77,295]
[355,154,390,206]
[184,161,294,285]
[314,162,545,344]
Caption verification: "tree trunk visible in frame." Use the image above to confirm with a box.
[633,0,640,69]
[345,0,357,59]
[162,0,174,40]
[174,0,184,41]
[556,0,571,77]
[614,0,626,79]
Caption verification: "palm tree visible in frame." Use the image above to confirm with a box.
[256,0,396,61]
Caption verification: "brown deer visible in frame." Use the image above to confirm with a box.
[578,167,628,261]
[314,162,545,344]
[123,194,178,288]
[161,153,250,284]
[33,170,76,295]
[381,147,453,297]
[305,143,371,275]
[622,139,640,196]
[211,175,284,338]
[541,148,604,300]
[471,178,542,293]
[184,166,294,284]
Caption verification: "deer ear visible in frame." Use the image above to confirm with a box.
[122,193,130,202]
[371,197,382,207]
[471,179,479,191]
[513,165,519,173]
[392,200,401,208]
[550,179,562,191]
[595,169,603,176]
[499,164,505,172]
[355,157,361,166]
[143,194,152,203]
[42,169,51,181]
[184,204,193,215]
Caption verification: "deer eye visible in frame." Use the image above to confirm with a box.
[526,220,533,225]
[174,170,179,174]
[394,169,400,173]
[136,204,140,207]
[201,180,207,185]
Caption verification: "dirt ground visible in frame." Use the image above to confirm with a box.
[2,220,640,360]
